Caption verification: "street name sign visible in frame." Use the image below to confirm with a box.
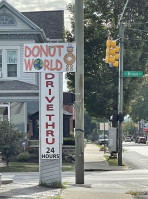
[123,71,143,77]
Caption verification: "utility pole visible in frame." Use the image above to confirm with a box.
[75,0,84,184]
[118,22,124,166]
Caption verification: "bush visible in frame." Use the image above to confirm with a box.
[63,137,75,145]
[17,152,31,162]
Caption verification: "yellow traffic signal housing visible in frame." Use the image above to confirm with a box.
[105,37,120,67]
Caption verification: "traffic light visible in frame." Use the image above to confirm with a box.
[105,37,120,67]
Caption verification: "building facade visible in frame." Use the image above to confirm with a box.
[0,0,64,139]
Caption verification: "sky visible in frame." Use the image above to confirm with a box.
[7,0,74,91]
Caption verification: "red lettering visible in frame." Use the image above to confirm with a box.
[46,138,55,144]
[56,59,62,71]
[25,59,34,71]
[32,46,40,57]
[57,45,64,56]
[25,46,31,57]
[47,104,54,111]
[46,81,54,87]
[46,130,54,137]
[45,96,55,103]
[40,45,48,57]
[48,46,56,57]
[46,122,55,129]
[46,114,55,121]
[44,60,50,70]
[48,89,51,95]
[45,73,55,80]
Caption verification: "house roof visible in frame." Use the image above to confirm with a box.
[63,110,73,116]
[0,80,39,91]
[0,0,41,30]
[22,10,64,40]
[0,1,64,41]
[0,80,39,102]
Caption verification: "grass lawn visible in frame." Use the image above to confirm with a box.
[0,162,75,172]
[104,155,118,166]
[0,162,39,172]
[104,155,125,166]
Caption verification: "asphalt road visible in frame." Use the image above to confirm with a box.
[123,141,148,169]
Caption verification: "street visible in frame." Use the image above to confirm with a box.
[123,141,148,169]
[63,142,148,198]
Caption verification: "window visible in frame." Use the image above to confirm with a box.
[0,104,10,121]
[7,50,17,77]
[0,46,20,79]
[0,13,16,25]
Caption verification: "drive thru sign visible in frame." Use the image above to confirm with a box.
[24,43,76,160]
[24,42,76,184]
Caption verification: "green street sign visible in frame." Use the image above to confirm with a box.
[123,71,143,77]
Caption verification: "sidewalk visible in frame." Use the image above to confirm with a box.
[0,143,133,199]
[61,143,133,199]
[84,143,110,171]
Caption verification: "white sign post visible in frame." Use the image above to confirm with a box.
[40,73,60,159]
[24,43,76,185]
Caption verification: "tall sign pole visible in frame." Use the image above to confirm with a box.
[24,43,76,185]
[75,0,84,184]
[118,22,124,166]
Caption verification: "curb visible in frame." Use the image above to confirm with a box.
[2,179,13,184]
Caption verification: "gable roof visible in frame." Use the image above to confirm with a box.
[0,80,39,102]
[0,0,41,30]
[0,80,38,91]
[22,10,64,40]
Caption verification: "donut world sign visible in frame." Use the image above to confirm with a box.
[24,43,76,72]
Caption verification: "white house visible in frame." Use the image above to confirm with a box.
[0,0,64,139]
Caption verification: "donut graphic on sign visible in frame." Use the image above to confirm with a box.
[64,43,76,71]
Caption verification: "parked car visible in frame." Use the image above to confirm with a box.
[98,138,108,145]
[125,137,131,142]
[138,137,146,144]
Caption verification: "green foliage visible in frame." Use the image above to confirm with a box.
[84,112,99,140]
[65,0,148,119]
[17,152,31,162]
[40,181,66,188]
[122,120,136,136]
[129,77,148,121]
[63,137,75,145]
[0,120,24,167]
[0,162,39,172]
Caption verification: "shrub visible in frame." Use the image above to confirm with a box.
[63,137,75,145]
[17,152,31,162]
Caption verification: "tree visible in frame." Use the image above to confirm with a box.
[0,120,24,167]
[129,76,148,121]
[65,0,148,119]
[84,111,97,140]
[122,120,136,137]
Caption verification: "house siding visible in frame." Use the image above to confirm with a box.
[0,7,32,30]
[0,40,36,85]
[20,41,36,85]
